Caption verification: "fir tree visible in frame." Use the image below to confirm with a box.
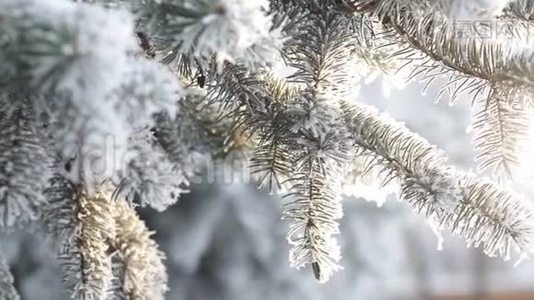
[2,0,534,298]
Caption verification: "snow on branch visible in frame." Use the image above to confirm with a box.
[110,199,168,299]
[106,59,183,129]
[342,100,534,259]
[0,255,19,300]
[502,0,534,21]
[346,0,534,179]
[204,52,350,285]
[43,176,167,299]
[369,0,534,91]
[0,0,136,99]
[0,98,52,229]
[431,0,514,19]
[50,185,115,299]
[114,127,188,211]
[472,84,533,179]
[2,0,534,290]
[139,0,279,69]
[259,2,356,282]
[0,1,187,190]
[0,0,130,186]
[285,5,354,96]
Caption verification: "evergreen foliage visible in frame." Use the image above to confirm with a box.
[2,0,534,297]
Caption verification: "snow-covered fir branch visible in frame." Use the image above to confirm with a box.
[342,100,534,259]
[55,187,115,299]
[43,174,167,299]
[2,0,534,295]
[0,256,19,300]
[110,200,168,299]
[346,0,534,179]
[0,98,52,229]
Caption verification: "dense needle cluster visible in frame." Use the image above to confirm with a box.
[1,0,534,297]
